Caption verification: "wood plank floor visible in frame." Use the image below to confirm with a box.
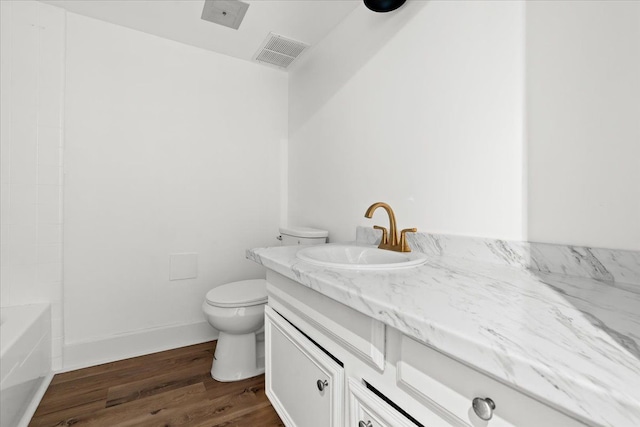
[29,341,284,427]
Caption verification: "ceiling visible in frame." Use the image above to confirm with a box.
[41,0,360,68]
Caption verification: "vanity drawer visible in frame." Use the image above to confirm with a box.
[348,378,417,427]
[396,335,585,427]
[266,271,386,370]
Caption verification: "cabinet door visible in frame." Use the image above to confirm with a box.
[265,306,344,427]
[348,378,417,427]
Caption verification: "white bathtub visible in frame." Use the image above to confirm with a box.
[0,304,52,427]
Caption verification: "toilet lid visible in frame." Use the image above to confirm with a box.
[205,279,267,308]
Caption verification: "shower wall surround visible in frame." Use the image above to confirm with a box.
[0,0,65,370]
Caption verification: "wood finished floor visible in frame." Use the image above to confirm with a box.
[29,341,284,427]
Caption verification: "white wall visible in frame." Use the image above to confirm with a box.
[0,1,65,370]
[288,1,526,242]
[526,1,640,251]
[3,0,635,373]
[288,0,639,251]
[63,13,287,367]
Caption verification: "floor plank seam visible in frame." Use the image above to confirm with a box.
[29,341,282,427]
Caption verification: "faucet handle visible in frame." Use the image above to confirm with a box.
[373,225,389,245]
[400,228,417,252]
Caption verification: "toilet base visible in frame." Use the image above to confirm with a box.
[211,331,265,382]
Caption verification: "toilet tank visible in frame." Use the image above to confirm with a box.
[279,226,328,246]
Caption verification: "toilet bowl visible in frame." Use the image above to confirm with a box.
[203,226,328,382]
[203,279,268,382]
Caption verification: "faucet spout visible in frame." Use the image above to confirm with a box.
[365,202,416,252]
[364,202,399,247]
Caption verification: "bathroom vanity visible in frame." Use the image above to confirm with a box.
[248,232,640,427]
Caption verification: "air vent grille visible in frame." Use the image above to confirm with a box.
[256,50,296,69]
[264,37,306,58]
[253,33,309,70]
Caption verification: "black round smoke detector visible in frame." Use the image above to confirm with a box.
[364,0,406,13]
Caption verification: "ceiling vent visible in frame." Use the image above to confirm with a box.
[253,33,309,70]
[201,0,250,30]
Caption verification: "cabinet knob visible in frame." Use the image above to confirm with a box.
[358,421,373,427]
[316,379,329,391]
[472,397,496,421]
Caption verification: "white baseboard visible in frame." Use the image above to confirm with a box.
[62,321,218,372]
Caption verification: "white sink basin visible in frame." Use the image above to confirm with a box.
[296,245,428,270]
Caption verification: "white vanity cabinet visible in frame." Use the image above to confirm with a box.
[264,271,587,427]
[265,306,344,427]
[348,378,417,427]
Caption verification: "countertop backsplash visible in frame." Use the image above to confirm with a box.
[356,226,640,288]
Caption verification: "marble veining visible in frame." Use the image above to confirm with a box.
[248,239,640,427]
[356,226,640,287]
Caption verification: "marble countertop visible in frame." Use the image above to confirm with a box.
[247,243,640,427]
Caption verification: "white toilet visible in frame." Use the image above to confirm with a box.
[202,226,328,382]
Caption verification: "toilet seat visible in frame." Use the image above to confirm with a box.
[205,279,267,308]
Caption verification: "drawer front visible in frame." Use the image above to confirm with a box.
[348,378,416,427]
[267,271,385,370]
[266,306,344,427]
[397,335,585,427]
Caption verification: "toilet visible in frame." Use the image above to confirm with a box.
[203,226,328,382]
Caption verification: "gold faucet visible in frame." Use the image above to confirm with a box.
[364,202,417,252]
